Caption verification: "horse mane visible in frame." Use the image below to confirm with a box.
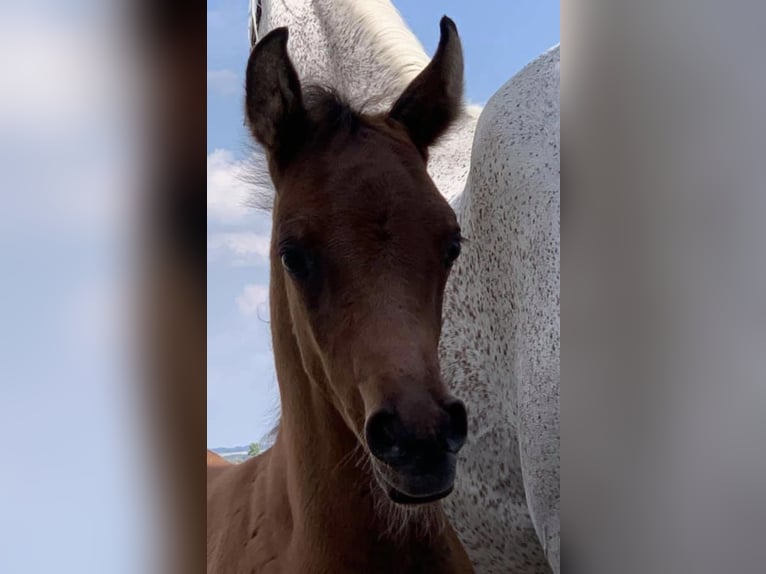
[331,0,430,85]
[250,0,429,84]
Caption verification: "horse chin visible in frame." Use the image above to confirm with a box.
[387,484,453,505]
[371,460,455,506]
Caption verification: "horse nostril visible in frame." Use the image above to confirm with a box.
[365,410,405,463]
[444,399,468,453]
[367,401,467,463]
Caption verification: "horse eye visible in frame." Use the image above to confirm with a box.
[280,247,311,279]
[444,237,462,268]
[255,0,262,27]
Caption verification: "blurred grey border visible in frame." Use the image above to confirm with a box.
[564,1,766,572]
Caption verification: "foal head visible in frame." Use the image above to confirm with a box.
[246,18,466,505]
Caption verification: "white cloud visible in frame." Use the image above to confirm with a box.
[207,149,253,223]
[236,284,270,317]
[208,232,271,266]
[208,69,240,97]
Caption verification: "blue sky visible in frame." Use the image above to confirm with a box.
[207,0,560,447]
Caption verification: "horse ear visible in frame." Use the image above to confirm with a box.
[245,27,307,168]
[389,16,464,155]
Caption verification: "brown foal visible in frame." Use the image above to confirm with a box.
[207,17,474,574]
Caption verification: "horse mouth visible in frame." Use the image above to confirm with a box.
[372,461,455,506]
[387,484,453,505]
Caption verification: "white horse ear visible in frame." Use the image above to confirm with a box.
[245,28,307,168]
[389,16,464,154]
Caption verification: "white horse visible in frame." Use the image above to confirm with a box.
[247,2,560,572]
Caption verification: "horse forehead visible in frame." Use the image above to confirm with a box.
[278,167,450,250]
[279,120,451,227]
[308,163,446,227]
[285,182,442,234]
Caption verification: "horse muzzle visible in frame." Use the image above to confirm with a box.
[364,399,467,505]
